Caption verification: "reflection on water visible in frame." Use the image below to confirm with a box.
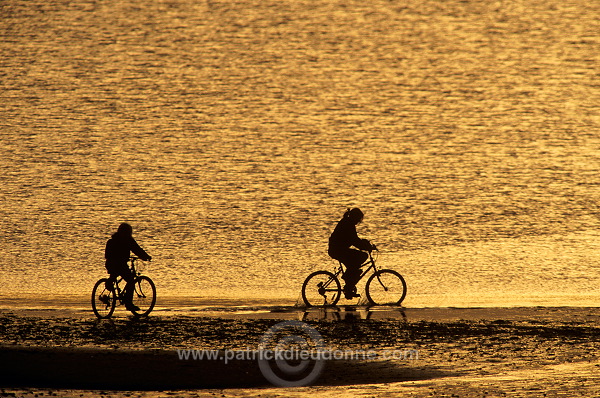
[301,306,408,322]
[1,0,599,307]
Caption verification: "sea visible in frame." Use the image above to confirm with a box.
[1,0,600,311]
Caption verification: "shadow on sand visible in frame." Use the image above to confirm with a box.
[0,345,455,390]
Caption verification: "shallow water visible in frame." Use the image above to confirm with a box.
[1,0,599,308]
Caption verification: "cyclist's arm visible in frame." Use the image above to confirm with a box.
[129,237,152,261]
[356,238,373,251]
[348,226,371,251]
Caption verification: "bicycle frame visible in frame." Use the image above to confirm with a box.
[302,245,406,307]
[332,250,379,283]
[309,250,379,303]
[107,257,140,305]
[93,256,157,319]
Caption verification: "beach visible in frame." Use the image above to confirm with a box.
[2,306,600,397]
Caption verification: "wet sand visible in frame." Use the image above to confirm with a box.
[1,306,600,397]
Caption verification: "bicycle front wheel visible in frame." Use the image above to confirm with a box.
[92,278,116,319]
[130,276,156,317]
[302,270,341,307]
[365,270,407,306]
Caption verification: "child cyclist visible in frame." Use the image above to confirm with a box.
[105,223,152,311]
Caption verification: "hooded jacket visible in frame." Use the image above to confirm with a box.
[328,216,371,257]
[105,231,151,268]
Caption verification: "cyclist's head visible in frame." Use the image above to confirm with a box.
[345,207,364,225]
[117,222,133,236]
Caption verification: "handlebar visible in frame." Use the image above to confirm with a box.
[129,256,151,276]
[129,256,151,261]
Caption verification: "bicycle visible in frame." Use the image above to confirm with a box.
[91,256,157,319]
[301,245,407,307]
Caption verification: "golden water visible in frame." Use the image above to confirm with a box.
[1,0,599,308]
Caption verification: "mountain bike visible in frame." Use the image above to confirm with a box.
[91,256,157,319]
[301,245,406,307]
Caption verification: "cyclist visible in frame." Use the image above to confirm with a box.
[105,223,152,311]
[328,208,373,299]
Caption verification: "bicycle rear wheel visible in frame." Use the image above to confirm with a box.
[92,278,116,319]
[365,269,407,305]
[302,270,341,307]
[130,276,156,317]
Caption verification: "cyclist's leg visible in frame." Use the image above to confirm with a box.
[105,262,118,290]
[112,263,136,308]
[346,249,368,280]
[123,271,136,308]
[105,274,117,291]
[337,249,367,297]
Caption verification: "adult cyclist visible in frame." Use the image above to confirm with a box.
[328,208,373,299]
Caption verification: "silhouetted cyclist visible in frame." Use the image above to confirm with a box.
[105,223,152,311]
[328,208,373,299]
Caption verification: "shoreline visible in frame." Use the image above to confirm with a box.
[2,302,600,322]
